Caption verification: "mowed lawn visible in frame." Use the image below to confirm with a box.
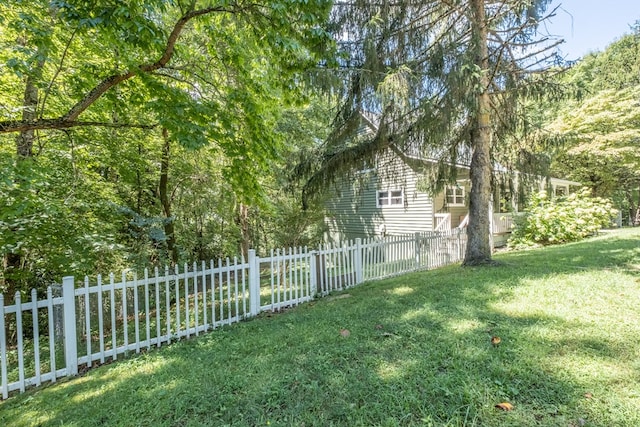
[2,229,639,427]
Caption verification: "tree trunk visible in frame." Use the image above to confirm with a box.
[16,72,39,157]
[237,203,250,260]
[160,128,179,264]
[4,56,43,295]
[464,0,494,266]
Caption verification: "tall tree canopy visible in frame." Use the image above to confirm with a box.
[548,28,640,223]
[301,0,562,264]
[0,0,332,295]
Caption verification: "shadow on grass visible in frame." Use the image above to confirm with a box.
[1,231,639,426]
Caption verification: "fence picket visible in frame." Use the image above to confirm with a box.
[306,248,312,299]
[292,247,298,304]
[122,272,128,352]
[201,261,207,333]
[269,249,275,311]
[46,287,57,383]
[241,256,247,318]
[16,293,24,392]
[286,248,291,302]
[83,277,91,367]
[328,244,332,292]
[195,262,200,335]
[276,249,282,310]
[30,289,41,387]
[133,272,141,353]
[218,259,224,324]
[228,258,234,324]
[0,294,6,399]
[175,264,181,339]
[184,263,190,339]
[97,275,105,364]
[233,258,239,319]
[109,273,117,361]
[165,266,171,344]
[144,269,150,350]
[209,260,216,329]
[154,267,161,347]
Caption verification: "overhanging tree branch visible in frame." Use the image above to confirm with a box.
[0,119,157,133]
[1,5,236,135]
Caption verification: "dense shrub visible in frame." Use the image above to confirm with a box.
[508,188,617,248]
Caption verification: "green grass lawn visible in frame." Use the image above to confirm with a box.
[2,228,639,426]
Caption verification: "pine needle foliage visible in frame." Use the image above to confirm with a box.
[301,0,566,263]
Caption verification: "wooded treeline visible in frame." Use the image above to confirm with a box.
[1,1,638,296]
[548,26,640,224]
[0,0,333,297]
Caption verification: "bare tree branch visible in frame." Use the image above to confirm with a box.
[39,29,78,120]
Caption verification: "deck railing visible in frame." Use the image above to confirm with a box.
[493,213,514,234]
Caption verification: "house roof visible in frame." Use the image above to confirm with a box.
[357,111,580,186]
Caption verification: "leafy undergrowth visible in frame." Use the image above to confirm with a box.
[2,228,639,426]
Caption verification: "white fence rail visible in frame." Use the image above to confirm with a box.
[1,229,466,399]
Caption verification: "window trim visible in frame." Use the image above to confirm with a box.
[445,185,465,206]
[554,185,568,197]
[376,189,404,208]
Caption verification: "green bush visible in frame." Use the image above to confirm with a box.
[508,188,617,248]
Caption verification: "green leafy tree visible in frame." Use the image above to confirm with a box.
[548,29,640,224]
[0,0,333,295]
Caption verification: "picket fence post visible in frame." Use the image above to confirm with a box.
[414,232,421,268]
[248,250,261,317]
[354,239,363,285]
[62,276,78,376]
[1,293,8,399]
[309,251,318,297]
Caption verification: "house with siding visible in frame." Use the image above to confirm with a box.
[324,115,579,244]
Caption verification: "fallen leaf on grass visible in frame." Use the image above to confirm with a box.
[491,336,501,346]
[340,329,350,337]
[584,392,593,399]
[495,402,514,411]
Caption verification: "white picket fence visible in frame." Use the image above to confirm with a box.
[0,229,466,399]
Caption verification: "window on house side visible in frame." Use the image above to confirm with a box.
[377,189,403,207]
[446,186,465,206]
[390,190,403,205]
[555,186,567,197]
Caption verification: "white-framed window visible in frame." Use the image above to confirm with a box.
[554,186,568,197]
[445,185,465,206]
[377,189,403,207]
